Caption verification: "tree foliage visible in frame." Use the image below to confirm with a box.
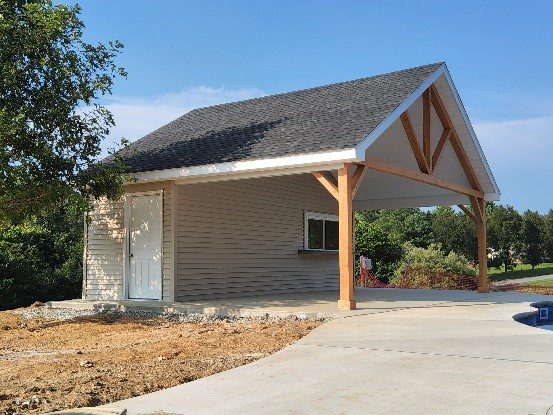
[431,206,477,261]
[544,209,553,260]
[521,210,544,269]
[0,200,83,310]
[486,204,522,273]
[354,212,404,282]
[0,0,128,218]
[370,208,434,248]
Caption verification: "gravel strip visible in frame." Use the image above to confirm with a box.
[14,307,328,324]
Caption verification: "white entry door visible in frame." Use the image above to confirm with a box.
[127,192,162,300]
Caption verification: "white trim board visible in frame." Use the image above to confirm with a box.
[130,149,357,184]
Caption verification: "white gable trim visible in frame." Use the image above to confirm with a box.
[441,68,500,195]
[354,63,447,158]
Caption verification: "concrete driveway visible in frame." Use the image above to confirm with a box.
[106,289,553,415]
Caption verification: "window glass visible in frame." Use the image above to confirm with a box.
[307,218,324,249]
[324,220,339,250]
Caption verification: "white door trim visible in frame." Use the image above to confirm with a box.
[123,190,164,301]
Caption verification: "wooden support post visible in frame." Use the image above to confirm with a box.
[476,215,488,293]
[338,163,355,310]
[473,198,488,293]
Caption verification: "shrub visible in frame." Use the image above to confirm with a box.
[396,243,477,277]
[394,265,478,291]
[354,215,403,283]
[392,243,478,290]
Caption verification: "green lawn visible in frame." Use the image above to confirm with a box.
[488,262,553,282]
[526,278,553,287]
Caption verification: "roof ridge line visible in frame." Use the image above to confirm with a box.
[188,62,445,115]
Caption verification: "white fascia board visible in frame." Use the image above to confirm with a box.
[441,68,501,196]
[129,148,358,184]
[354,63,447,158]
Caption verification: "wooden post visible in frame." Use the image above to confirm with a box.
[476,199,488,293]
[338,163,355,310]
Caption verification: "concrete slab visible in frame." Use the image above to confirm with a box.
[49,288,552,319]
[97,289,553,414]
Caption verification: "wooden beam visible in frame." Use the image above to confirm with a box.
[363,157,484,198]
[469,195,484,225]
[350,164,366,197]
[430,84,450,128]
[430,84,482,192]
[449,131,482,192]
[312,171,338,201]
[432,128,451,169]
[400,111,430,174]
[423,88,432,171]
[338,163,355,310]
[457,204,475,223]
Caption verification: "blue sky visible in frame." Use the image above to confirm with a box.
[76,1,553,212]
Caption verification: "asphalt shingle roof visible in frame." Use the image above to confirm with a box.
[114,63,443,173]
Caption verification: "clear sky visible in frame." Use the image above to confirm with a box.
[75,0,553,212]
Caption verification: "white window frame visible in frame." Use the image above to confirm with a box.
[304,211,339,251]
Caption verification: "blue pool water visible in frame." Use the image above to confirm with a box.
[514,302,553,331]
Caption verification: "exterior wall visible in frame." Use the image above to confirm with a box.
[83,181,175,301]
[83,198,125,300]
[175,173,339,300]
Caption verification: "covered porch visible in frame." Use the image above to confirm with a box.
[314,79,495,309]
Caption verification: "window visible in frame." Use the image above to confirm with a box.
[305,211,339,250]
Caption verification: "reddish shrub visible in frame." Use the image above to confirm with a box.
[393,265,478,291]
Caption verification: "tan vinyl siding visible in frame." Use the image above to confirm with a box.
[84,198,124,300]
[175,173,338,300]
[84,181,175,301]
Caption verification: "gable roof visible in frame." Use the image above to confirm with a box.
[113,63,444,173]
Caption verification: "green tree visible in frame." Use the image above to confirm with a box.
[544,209,553,260]
[0,200,83,310]
[431,206,477,262]
[0,0,128,218]
[486,204,522,273]
[374,208,434,248]
[354,212,403,283]
[521,210,545,269]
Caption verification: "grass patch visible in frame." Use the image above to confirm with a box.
[526,278,553,287]
[488,262,553,282]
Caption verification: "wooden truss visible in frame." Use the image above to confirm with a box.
[313,83,488,310]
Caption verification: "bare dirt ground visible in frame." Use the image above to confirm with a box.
[0,308,321,415]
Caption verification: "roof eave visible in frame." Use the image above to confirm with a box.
[127,148,359,185]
